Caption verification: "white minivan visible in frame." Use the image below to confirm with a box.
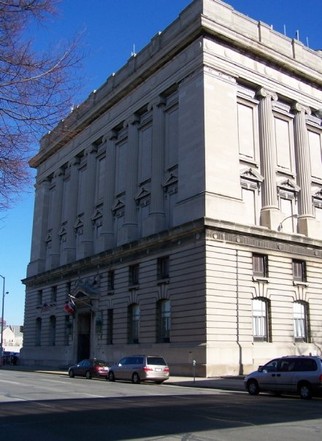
[244,355,322,399]
[108,355,170,384]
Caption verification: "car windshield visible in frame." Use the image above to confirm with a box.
[147,357,166,366]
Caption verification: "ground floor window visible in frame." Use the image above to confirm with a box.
[294,301,309,342]
[128,303,140,344]
[252,298,270,342]
[156,299,171,343]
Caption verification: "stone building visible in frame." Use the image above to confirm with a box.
[22,0,322,376]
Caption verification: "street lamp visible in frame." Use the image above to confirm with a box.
[0,274,8,358]
[277,214,299,231]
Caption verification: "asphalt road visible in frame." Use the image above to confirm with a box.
[1,370,322,440]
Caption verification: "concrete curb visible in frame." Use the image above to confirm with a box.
[1,365,245,391]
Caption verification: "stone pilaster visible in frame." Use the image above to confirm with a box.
[62,156,80,264]
[293,103,314,235]
[101,130,117,250]
[27,177,50,276]
[147,96,166,234]
[257,88,279,228]
[121,115,139,243]
[48,168,64,268]
[79,145,97,257]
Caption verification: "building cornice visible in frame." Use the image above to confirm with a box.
[23,217,322,288]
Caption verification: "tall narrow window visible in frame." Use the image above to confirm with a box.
[49,315,56,346]
[35,318,42,346]
[108,270,115,291]
[157,256,169,280]
[292,260,307,282]
[237,102,256,159]
[240,168,263,226]
[309,130,322,179]
[51,286,57,303]
[274,117,292,171]
[294,301,309,342]
[128,303,140,344]
[129,264,139,287]
[156,299,171,343]
[252,298,270,342]
[242,187,257,225]
[37,289,43,306]
[107,309,113,345]
[252,254,268,278]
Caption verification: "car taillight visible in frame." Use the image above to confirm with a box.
[319,374,322,383]
[143,366,154,372]
[164,367,170,373]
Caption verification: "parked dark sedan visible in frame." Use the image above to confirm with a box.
[68,359,109,380]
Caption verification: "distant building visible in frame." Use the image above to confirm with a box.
[3,325,23,353]
[22,0,322,375]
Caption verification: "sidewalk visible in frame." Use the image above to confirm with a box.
[1,364,245,391]
[169,375,244,391]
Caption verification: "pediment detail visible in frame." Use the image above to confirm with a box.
[240,167,263,182]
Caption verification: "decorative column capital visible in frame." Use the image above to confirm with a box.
[256,87,278,101]
[107,128,118,141]
[292,102,311,115]
[35,176,51,190]
[68,156,80,168]
[148,95,166,111]
[85,144,98,156]
[53,167,65,179]
[124,114,140,128]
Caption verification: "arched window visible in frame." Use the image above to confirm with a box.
[294,301,309,342]
[35,317,42,346]
[156,299,171,343]
[252,298,270,342]
[128,303,140,344]
[49,315,56,346]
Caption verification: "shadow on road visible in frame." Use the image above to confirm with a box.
[2,392,322,440]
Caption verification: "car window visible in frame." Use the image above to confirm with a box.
[277,360,291,372]
[294,358,317,372]
[147,357,167,366]
[262,359,278,372]
[287,360,296,372]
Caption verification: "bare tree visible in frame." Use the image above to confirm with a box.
[0,0,82,209]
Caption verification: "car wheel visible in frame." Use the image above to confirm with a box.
[298,382,312,400]
[247,379,259,395]
[108,371,115,382]
[85,371,92,379]
[155,381,164,384]
[132,372,140,384]
[68,370,75,378]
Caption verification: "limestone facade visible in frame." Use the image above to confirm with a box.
[22,0,322,376]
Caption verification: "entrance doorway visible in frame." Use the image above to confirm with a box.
[77,312,91,361]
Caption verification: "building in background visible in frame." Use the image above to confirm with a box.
[3,325,23,353]
[22,0,322,376]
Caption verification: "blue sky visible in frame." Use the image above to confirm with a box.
[0,0,321,326]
